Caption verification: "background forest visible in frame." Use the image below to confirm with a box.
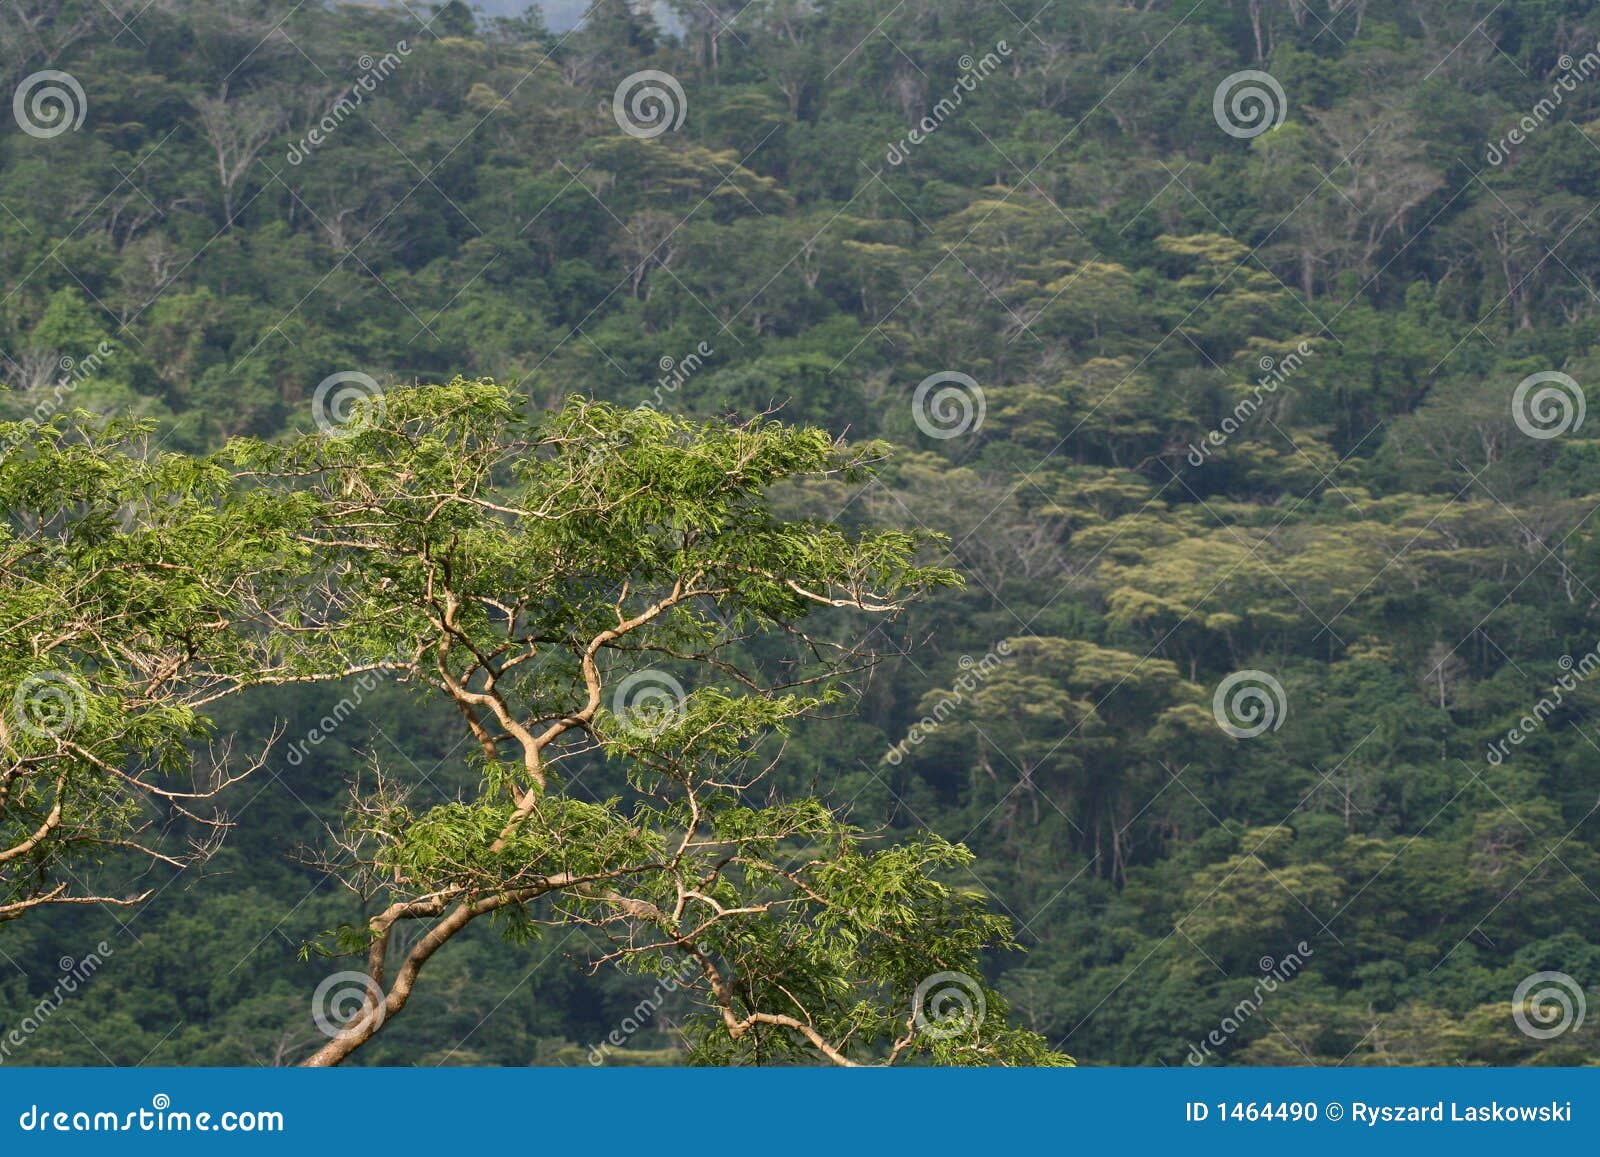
[4,0,1600,1066]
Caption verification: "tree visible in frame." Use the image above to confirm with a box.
[0,410,380,922]
[190,88,289,228]
[223,381,1068,1067]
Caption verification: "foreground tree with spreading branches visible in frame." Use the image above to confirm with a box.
[224,381,1067,1066]
[0,412,384,922]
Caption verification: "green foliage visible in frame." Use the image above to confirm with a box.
[7,0,1600,1069]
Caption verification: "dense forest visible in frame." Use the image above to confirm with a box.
[4,0,1600,1066]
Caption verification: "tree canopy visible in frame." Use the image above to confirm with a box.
[4,0,1600,1067]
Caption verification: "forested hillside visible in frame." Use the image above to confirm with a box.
[4,0,1600,1065]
